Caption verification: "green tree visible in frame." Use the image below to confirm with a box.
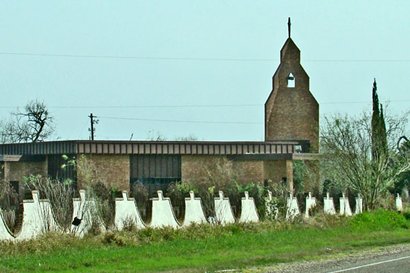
[394,136,410,194]
[371,79,388,160]
[320,81,410,210]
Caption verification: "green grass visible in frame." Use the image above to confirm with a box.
[0,211,409,273]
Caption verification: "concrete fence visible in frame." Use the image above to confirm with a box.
[0,190,405,241]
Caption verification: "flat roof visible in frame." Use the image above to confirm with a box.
[0,139,310,156]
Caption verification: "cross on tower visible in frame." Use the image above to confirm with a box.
[288,17,291,38]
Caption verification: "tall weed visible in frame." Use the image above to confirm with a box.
[24,175,75,231]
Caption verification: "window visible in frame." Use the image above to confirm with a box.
[294,145,302,153]
[48,154,77,183]
[130,155,181,195]
[10,181,19,195]
[287,73,295,88]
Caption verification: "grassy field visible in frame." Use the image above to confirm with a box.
[0,210,409,273]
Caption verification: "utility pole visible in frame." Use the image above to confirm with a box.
[88,113,98,140]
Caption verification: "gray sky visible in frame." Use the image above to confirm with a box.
[1,1,409,141]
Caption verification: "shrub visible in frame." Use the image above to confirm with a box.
[92,182,119,228]
[349,209,409,231]
[265,183,288,220]
[166,181,197,220]
[403,210,410,220]
[0,179,19,232]
[130,182,150,221]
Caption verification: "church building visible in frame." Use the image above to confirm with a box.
[0,20,319,195]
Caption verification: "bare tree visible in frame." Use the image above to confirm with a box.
[1,100,54,143]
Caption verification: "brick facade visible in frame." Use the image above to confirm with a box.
[264,36,320,193]
[4,161,47,184]
[265,38,319,153]
[181,155,266,184]
[77,155,130,191]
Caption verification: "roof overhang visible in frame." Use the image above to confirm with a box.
[292,153,321,161]
[228,153,320,161]
[0,155,22,162]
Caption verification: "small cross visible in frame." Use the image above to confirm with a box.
[288,17,291,38]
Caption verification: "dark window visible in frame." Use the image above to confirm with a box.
[47,154,77,183]
[10,181,19,195]
[130,155,181,195]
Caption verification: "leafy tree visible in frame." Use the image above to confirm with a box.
[371,79,388,160]
[320,81,410,210]
[394,136,410,194]
[0,100,54,143]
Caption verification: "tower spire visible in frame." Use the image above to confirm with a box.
[288,17,291,38]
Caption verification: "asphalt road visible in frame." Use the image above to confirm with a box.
[245,243,410,273]
[324,250,410,273]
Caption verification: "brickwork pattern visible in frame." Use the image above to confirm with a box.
[5,161,47,183]
[265,38,319,152]
[181,155,265,184]
[77,155,130,191]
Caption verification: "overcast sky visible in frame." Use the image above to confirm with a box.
[1,1,409,141]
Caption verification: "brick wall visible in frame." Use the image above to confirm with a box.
[77,155,130,191]
[265,38,319,153]
[181,155,226,183]
[182,155,264,185]
[3,161,47,196]
[264,160,287,185]
[232,160,264,183]
[0,163,4,180]
[5,161,47,183]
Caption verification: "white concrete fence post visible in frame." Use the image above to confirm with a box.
[324,192,336,215]
[151,190,180,228]
[286,193,300,220]
[0,208,14,241]
[355,194,363,214]
[239,191,259,223]
[17,190,60,241]
[339,193,352,216]
[305,192,316,218]
[214,191,235,225]
[114,191,145,230]
[71,189,105,237]
[183,191,207,226]
[396,193,403,212]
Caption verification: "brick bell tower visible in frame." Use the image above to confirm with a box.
[264,19,319,193]
[265,18,319,153]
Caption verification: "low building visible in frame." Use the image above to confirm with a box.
[0,20,319,195]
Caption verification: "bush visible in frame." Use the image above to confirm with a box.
[166,181,196,220]
[403,210,410,220]
[0,179,19,232]
[88,182,119,229]
[349,209,409,231]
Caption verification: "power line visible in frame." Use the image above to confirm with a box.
[322,100,410,105]
[98,116,261,125]
[1,51,410,63]
[0,100,408,110]
[0,52,275,62]
[49,104,260,109]
[0,104,260,110]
